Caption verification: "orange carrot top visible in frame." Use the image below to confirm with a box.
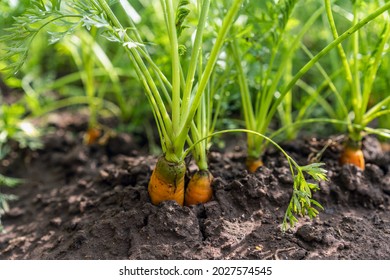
[185,169,213,206]
[148,157,186,206]
[339,139,365,170]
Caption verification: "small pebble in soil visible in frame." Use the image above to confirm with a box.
[4,207,25,218]
[66,217,82,231]
[77,179,88,188]
[50,217,62,228]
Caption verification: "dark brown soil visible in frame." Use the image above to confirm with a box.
[1,113,390,260]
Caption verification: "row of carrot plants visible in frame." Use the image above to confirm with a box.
[1,0,390,231]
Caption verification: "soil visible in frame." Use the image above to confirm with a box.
[1,112,390,260]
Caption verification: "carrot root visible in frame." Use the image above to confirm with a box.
[148,157,186,206]
[246,157,264,173]
[185,170,213,206]
[84,127,101,145]
[339,142,365,170]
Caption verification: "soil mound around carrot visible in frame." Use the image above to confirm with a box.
[1,116,390,259]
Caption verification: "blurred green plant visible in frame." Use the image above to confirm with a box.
[0,100,42,232]
[229,0,326,173]
[304,0,390,170]
[1,0,154,148]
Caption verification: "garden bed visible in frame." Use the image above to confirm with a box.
[1,113,389,260]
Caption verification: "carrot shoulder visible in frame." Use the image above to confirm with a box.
[148,157,186,206]
[246,157,264,173]
[185,170,213,206]
[339,143,365,170]
[84,127,101,145]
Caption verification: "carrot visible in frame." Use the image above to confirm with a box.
[148,157,186,206]
[246,157,264,173]
[84,127,101,145]
[339,141,365,170]
[185,170,213,206]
